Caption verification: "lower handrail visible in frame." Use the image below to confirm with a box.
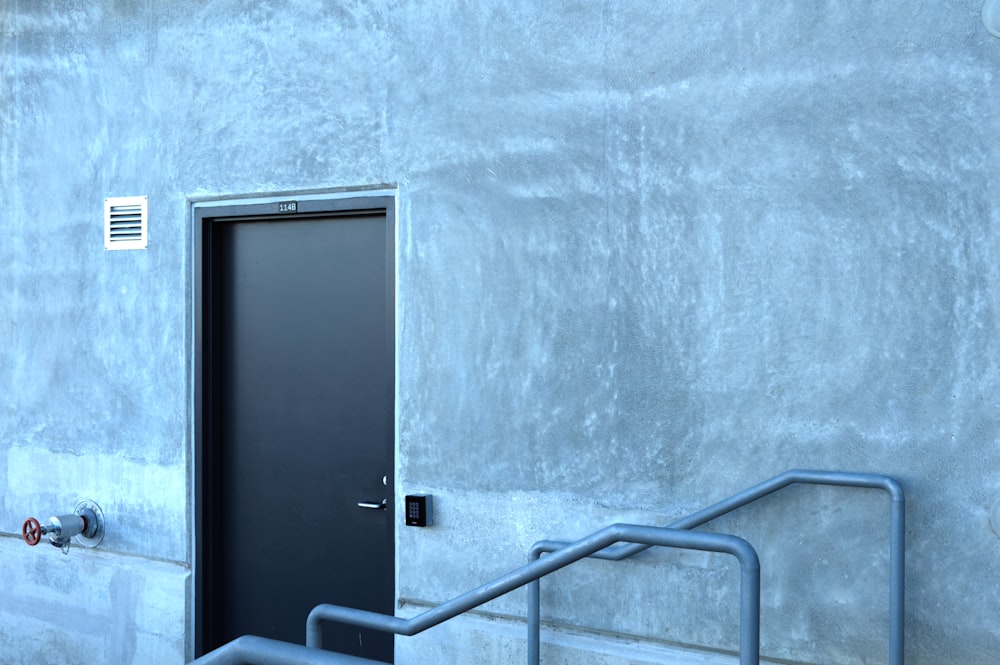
[307,524,762,665]
[190,635,380,665]
[527,469,904,665]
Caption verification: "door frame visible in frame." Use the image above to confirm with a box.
[189,188,397,659]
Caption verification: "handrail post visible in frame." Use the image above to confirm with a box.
[526,577,541,665]
[737,536,761,665]
[888,480,905,665]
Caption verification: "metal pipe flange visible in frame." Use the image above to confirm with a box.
[74,499,105,548]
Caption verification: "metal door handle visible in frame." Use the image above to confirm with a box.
[356,499,387,510]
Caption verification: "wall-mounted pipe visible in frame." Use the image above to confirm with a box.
[526,469,904,665]
[304,525,761,665]
[21,500,106,553]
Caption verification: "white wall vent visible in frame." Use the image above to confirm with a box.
[104,196,148,250]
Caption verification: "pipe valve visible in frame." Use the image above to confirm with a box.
[22,500,105,554]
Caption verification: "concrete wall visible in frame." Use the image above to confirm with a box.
[2,2,999,664]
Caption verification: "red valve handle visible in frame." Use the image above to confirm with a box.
[22,517,42,546]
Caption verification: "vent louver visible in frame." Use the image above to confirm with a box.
[104,196,148,250]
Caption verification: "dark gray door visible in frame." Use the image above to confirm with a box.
[197,203,394,663]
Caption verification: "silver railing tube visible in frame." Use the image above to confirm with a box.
[527,469,904,665]
[307,524,761,665]
[190,635,383,664]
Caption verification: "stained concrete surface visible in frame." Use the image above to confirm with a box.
[2,2,1000,664]
[0,538,187,664]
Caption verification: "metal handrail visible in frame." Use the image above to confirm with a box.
[306,524,762,665]
[527,469,904,665]
[190,635,382,665]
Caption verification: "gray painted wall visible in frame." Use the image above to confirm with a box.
[2,2,999,664]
